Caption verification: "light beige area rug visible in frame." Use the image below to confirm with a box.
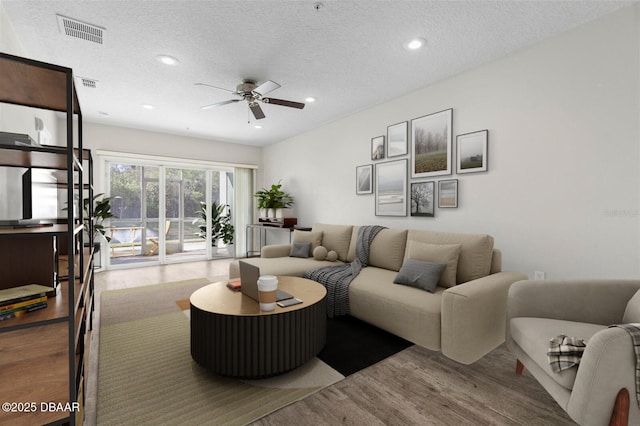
[97,279,343,425]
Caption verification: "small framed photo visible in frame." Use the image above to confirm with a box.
[438,179,458,208]
[410,181,435,217]
[356,164,373,195]
[457,130,488,174]
[387,121,408,158]
[371,135,385,160]
[411,109,453,178]
[375,159,407,216]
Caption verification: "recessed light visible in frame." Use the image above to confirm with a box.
[142,104,155,110]
[254,125,262,129]
[404,38,426,51]
[305,97,316,103]
[157,54,179,65]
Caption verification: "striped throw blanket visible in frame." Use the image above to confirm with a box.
[304,225,385,318]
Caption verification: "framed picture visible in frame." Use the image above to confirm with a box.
[438,179,458,208]
[410,181,435,217]
[411,109,453,178]
[375,159,407,216]
[387,121,408,158]
[457,130,488,174]
[371,136,385,160]
[356,164,373,195]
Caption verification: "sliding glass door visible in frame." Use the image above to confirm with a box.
[106,160,235,268]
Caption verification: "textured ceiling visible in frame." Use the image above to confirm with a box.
[1,0,633,146]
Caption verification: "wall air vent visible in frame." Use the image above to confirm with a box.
[77,77,98,89]
[57,14,104,44]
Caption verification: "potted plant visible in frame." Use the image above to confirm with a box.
[254,181,295,219]
[87,194,114,245]
[65,193,114,252]
[193,201,235,253]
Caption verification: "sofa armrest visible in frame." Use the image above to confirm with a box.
[441,271,527,364]
[507,280,640,328]
[261,244,292,258]
[566,327,638,426]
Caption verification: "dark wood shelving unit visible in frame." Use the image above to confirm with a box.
[0,52,93,426]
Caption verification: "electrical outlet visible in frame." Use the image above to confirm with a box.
[534,271,546,280]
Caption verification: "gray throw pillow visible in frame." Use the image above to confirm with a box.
[393,259,446,293]
[290,241,311,258]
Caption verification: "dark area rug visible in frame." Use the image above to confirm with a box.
[318,315,413,376]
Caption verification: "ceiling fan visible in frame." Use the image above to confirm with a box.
[195,79,305,120]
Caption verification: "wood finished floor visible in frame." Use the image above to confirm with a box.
[85,259,575,425]
[84,258,233,426]
[251,344,576,426]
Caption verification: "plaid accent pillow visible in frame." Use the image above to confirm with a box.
[547,334,586,373]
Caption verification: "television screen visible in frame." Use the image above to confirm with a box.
[0,167,59,224]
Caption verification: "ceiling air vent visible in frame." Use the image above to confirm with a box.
[57,14,104,44]
[77,77,98,89]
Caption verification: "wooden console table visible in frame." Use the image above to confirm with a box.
[190,276,326,378]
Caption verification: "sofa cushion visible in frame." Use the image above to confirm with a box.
[292,230,323,254]
[393,259,445,293]
[407,230,494,284]
[290,242,311,258]
[312,223,353,262]
[509,317,606,391]
[405,240,461,288]
[346,226,360,262]
[369,228,408,272]
[349,267,444,350]
[623,289,640,323]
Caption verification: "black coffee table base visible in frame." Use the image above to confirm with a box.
[191,299,326,378]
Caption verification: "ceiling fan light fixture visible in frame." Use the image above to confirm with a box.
[405,37,426,51]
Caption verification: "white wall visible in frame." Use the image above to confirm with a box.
[0,4,59,144]
[263,6,640,280]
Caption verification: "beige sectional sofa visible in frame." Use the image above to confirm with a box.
[229,223,527,364]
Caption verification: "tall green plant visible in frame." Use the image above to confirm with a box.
[88,194,114,242]
[193,201,234,246]
[65,193,114,242]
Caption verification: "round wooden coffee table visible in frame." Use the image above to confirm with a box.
[190,276,327,378]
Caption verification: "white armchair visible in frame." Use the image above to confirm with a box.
[506,279,640,426]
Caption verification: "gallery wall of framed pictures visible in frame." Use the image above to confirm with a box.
[356,108,488,217]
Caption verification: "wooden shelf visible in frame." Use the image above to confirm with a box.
[0,224,68,237]
[0,52,92,426]
[0,280,81,331]
[0,321,69,426]
[0,54,80,113]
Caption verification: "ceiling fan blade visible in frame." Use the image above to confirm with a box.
[249,102,266,120]
[253,80,281,96]
[263,98,305,109]
[201,99,241,110]
[194,82,237,94]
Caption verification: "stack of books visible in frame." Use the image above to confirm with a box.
[0,284,51,321]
